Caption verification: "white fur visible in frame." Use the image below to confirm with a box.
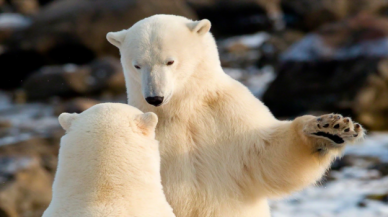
[107,15,364,217]
[43,103,175,217]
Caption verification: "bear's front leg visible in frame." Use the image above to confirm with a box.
[300,114,365,154]
[255,114,365,198]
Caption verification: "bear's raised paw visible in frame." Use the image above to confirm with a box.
[303,114,365,148]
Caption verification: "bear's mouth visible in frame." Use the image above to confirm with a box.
[312,132,344,144]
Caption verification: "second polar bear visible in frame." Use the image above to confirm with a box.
[42,103,175,217]
[107,15,365,217]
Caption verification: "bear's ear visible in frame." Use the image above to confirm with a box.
[188,19,211,36]
[58,113,79,131]
[106,29,127,48]
[135,112,158,137]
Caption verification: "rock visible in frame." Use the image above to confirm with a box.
[218,32,270,68]
[331,156,355,171]
[218,30,304,69]
[0,156,52,217]
[366,193,388,203]
[354,58,388,130]
[262,58,377,118]
[257,30,304,68]
[331,155,382,171]
[22,57,124,99]
[369,163,388,177]
[0,120,12,129]
[0,135,61,217]
[188,0,281,36]
[0,0,196,89]
[0,49,45,90]
[11,0,39,15]
[22,63,90,99]
[54,97,100,115]
[282,0,388,31]
[282,14,388,62]
[16,0,196,57]
[263,15,388,118]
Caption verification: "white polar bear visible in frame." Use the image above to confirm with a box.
[107,15,365,217]
[42,103,175,217]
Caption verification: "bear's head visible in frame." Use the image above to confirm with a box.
[59,103,158,138]
[55,103,160,189]
[107,15,219,107]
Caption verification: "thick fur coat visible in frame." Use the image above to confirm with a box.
[42,103,175,217]
[107,15,365,217]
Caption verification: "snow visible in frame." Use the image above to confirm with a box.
[345,133,388,163]
[0,13,31,29]
[271,133,388,217]
[0,96,60,146]
[281,34,388,61]
[220,32,270,49]
[223,66,276,98]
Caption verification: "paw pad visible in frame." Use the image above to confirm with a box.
[305,113,364,145]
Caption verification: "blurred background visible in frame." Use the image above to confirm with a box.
[0,0,388,216]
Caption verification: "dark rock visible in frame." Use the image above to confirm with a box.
[22,57,124,99]
[218,32,270,68]
[0,156,53,217]
[331,156,353,171]
[281,14,388,62]
[0,49,45,90]
[331,155,381,171]
[263,15,388,118]
[369,163,388,177]
[11,0,39,15]
[366,193,388,203]
[218,30,304,69]
[13,0,195,57]
[357,201,367,208]
[281,0,388,31]
[257,30,304,68]
[0,120,11,129]
[195,4,269,36]
[0,0,196,89]
[188,0,282,36]
[354,58,388,130]
[262,58,377,118]
[54,97,100,115]
[0,135,61,217]
[22,63,91,99]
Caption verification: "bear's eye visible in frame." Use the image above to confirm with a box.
[166,60,174,66]
[134,65,141,69]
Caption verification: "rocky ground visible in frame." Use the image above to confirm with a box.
[1,0,388,216]
[1,91,388,217]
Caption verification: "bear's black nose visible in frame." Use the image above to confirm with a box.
[145,96,164,106]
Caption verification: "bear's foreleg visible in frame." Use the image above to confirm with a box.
[251,114,364,198]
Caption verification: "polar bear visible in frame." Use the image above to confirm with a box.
[42,103,175,217]
[107,15,365,217]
